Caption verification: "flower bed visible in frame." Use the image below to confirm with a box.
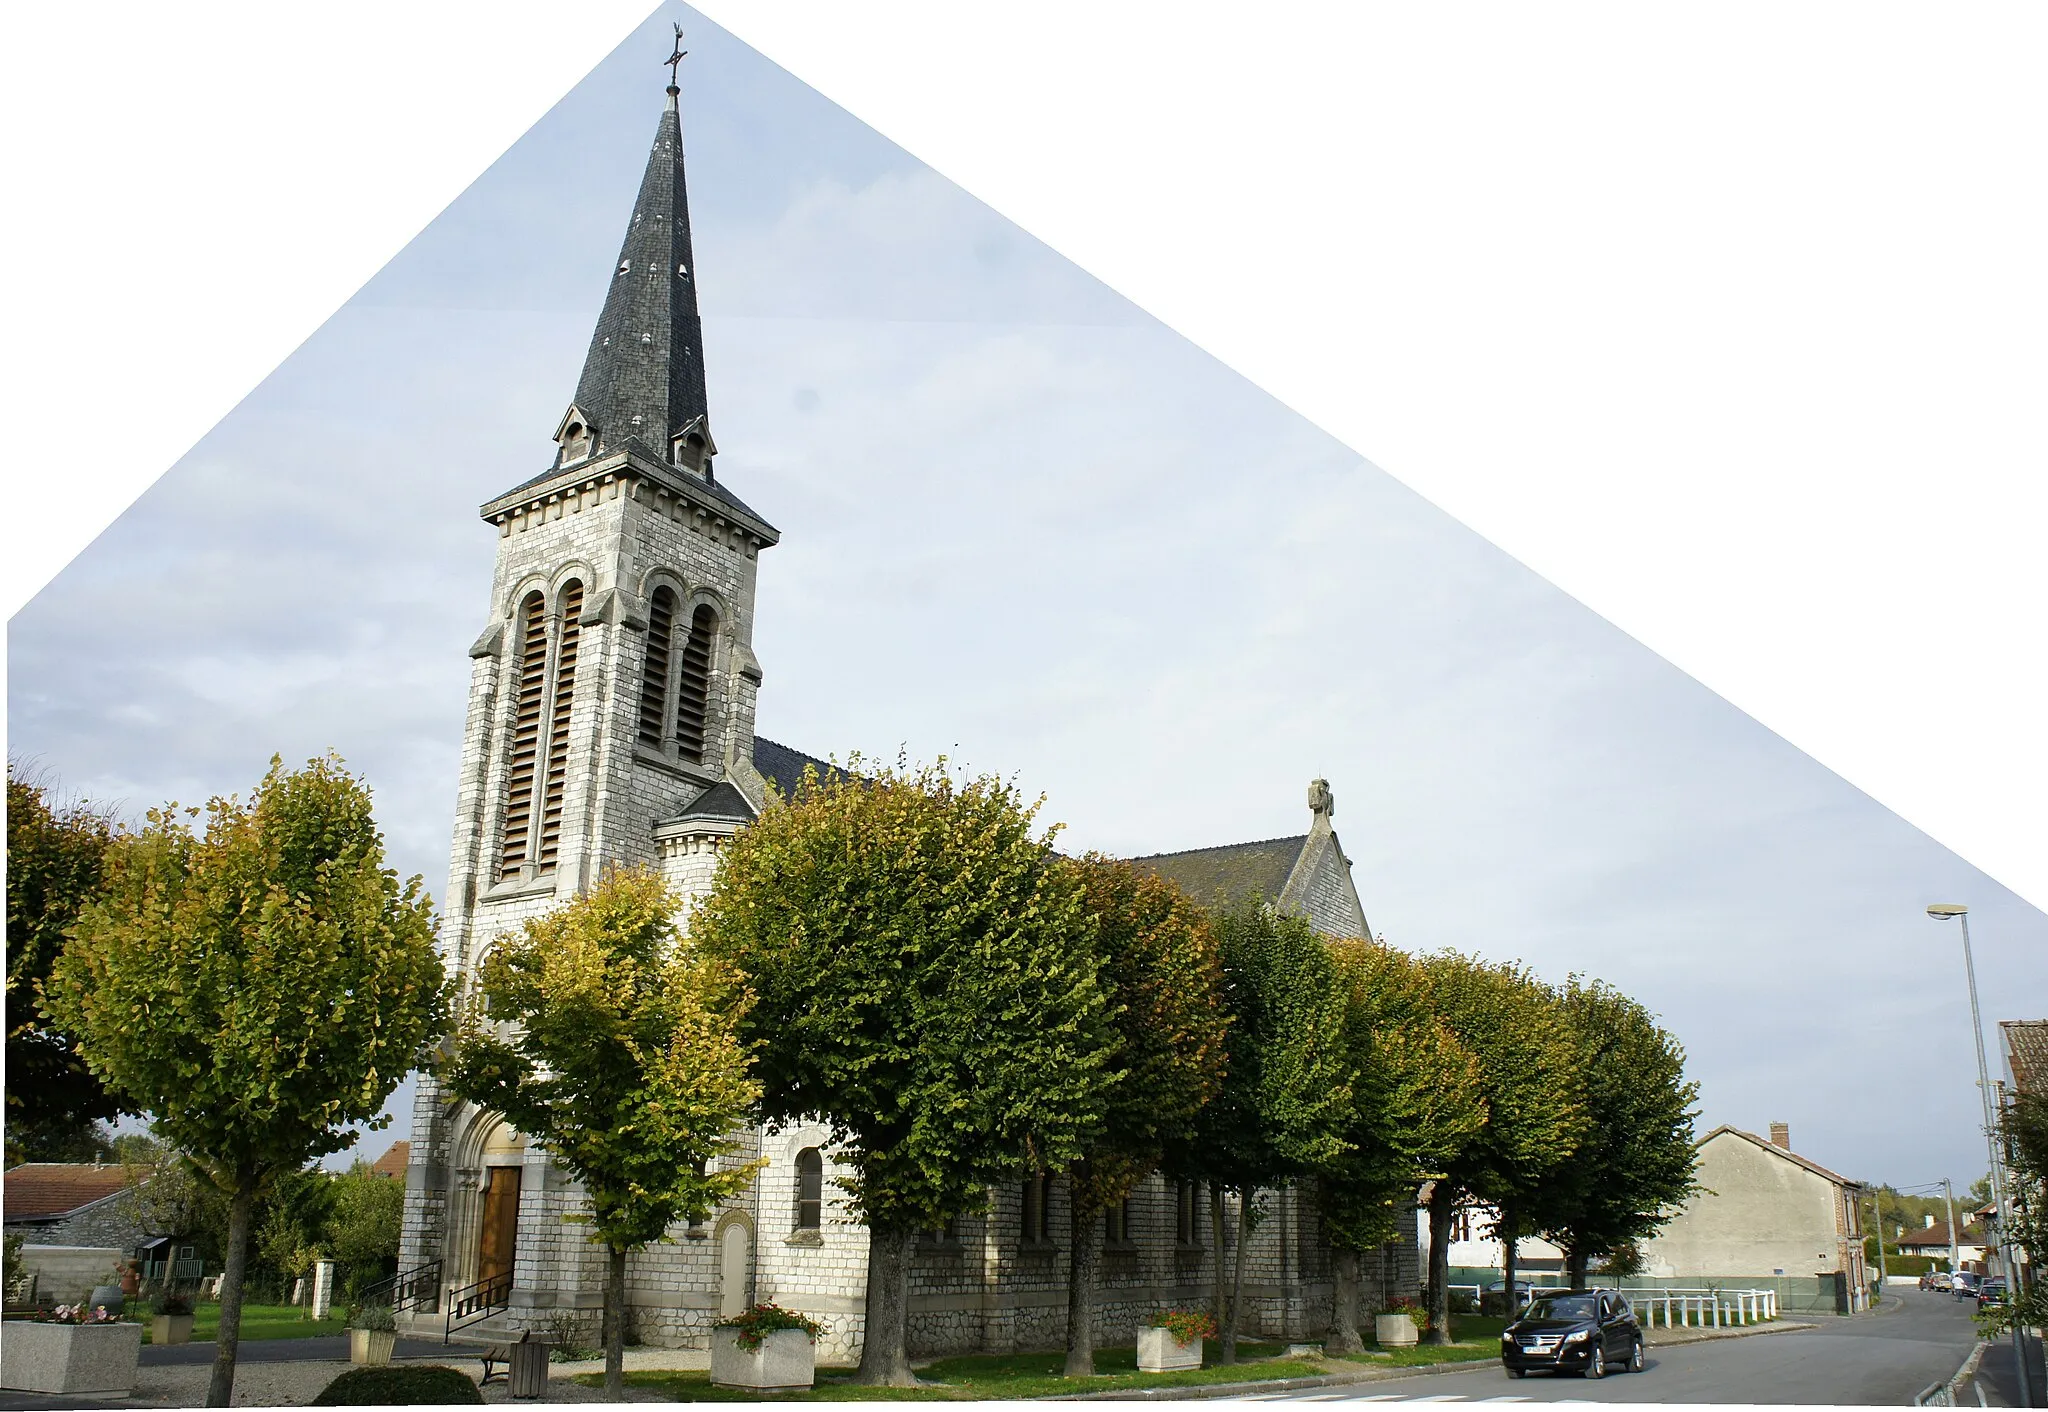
[711,1304,820,1392]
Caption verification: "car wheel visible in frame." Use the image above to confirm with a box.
[1586,1344,1606,1380]
[1507,1368,1526,1380]
[1628,1339,1645,1373]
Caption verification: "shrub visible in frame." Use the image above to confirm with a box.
[151,1292,193,1317]
[312,1365,482,1406]
[1375,1295,1432,1334]
[1148,1309,1218,1343]
[716,1303,822,1351]
[348,1303,395,1333]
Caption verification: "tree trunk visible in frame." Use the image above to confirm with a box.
[854,1224,917,1386]
[1063,1175,1101,1377]
[603,1245,627,1400]
[1424,1186,1454,1347]
[1499,1198,1519,1319]
[1223,1191,1252,1364]
[1566,1247,1589,1292]
[1327,1246,1364,1354]
[205,1177,256,1408]
[1209,1186,1227,1335]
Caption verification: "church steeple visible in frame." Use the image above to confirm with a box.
[561,61,712,473]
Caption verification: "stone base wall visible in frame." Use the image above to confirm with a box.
[13,1246,125,1307]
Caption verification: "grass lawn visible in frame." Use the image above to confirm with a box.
[142,1303,347,1344]
[1330,1315,1506,1370]
[574,1341,1334,1401]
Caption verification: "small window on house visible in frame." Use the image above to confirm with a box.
[1175,1182,1201,1245]
[795,1148,823,1232]
[1022,1174,1052,1245]
[1104,1199,1134,1247]
[178,1245,195,1261]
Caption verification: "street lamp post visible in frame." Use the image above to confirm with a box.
[1928,903,2035,1408]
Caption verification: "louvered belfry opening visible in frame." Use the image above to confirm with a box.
[498,591,549,878]
[536,579,585,872]
[674,603,716,764]
[638,587,676,748]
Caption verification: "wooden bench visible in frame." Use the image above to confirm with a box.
[478,1345,512,1386]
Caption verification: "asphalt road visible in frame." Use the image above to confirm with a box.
[1246,1288,1984,1405]
[137,1334,450,1366]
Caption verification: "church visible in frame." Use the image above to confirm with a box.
[394,57,1414,1361]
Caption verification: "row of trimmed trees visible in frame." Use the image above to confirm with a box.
[16,752,1700,1403]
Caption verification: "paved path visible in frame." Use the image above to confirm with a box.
[1241,1290,1982,1405]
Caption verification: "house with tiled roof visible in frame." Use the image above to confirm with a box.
[2004,1019,2048,1097]
[1637,1123,1872,1313]
[369,1142,411,1180]
[1896,1215,1986,1270]
[2,1163,148,1246]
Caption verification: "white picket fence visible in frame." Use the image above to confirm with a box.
[1449,1283,1780,1328]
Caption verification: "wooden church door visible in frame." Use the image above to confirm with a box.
[479,1166,521,1288]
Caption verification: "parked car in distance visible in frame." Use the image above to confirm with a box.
[1977,1278,2009,1311]
[1952,1272,1981,1298]
[1500,1289,1644,1380]
[1920,1271,1953,1291]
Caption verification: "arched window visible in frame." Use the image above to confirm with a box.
[637,586,676,748]
[1022,1173,1053,1246]
[795,1148,823,1232]
[499,590,548,878]
[535,579,584,872]
[673,603,716,764]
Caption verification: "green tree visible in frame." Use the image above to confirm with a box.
[44,755,447,1406]
[255,1168,338,1293]
[1056,855,1228,1377]
[1415,953,1585,1344]
[690,756,1116,1386]
[442,866,761,1400]
[1319,940,1486,1353]
[1525,978,1699,1287]
[1983,1091,2048,1338]
[1166,902,1354,1364]
[6,763,124,1164]
[327,1163,405,1297]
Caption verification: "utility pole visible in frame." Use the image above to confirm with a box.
[1871,1190,1889,1292]
[1943,1178,1959,1278]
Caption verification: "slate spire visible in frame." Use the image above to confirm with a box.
[565,79,711,467]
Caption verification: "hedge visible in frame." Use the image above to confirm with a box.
[311,1365,483,1405]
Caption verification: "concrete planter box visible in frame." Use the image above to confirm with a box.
[151,1313,195,1345]
[350,1328,397,1365]
[1374,1313,1419,1348]
[1136,1326,1204,1372]
[2,1320,143,1395]
[710,1327,815,1393]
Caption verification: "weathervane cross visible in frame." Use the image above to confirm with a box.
[666,23,687,88]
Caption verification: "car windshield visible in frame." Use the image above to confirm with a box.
[1526,1294,1599,1321]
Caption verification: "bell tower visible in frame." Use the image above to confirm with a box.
[399,55,785,1314]
[441,66,780,968]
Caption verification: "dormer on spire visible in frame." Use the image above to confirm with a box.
[565,53,710,469]
[553,404,597,469]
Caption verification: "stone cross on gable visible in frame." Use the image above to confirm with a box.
[1308,778,1334,819]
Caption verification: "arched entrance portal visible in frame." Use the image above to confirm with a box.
[477,1125,527,1291]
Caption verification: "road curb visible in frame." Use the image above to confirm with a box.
[1048,1353,1501,1400]
[1646,1319,1819,1348]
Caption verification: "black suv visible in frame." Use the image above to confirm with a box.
[1500,1288,1645,1379]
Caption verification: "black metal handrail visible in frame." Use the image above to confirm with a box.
[444,1271,512,1343]
[356,1259,442,1316]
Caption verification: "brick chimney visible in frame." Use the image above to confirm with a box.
[1769,1122,1791,1150]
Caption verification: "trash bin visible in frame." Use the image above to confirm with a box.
[508,1335,550,1400]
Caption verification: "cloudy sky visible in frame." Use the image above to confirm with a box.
[9,8,2043,1187]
